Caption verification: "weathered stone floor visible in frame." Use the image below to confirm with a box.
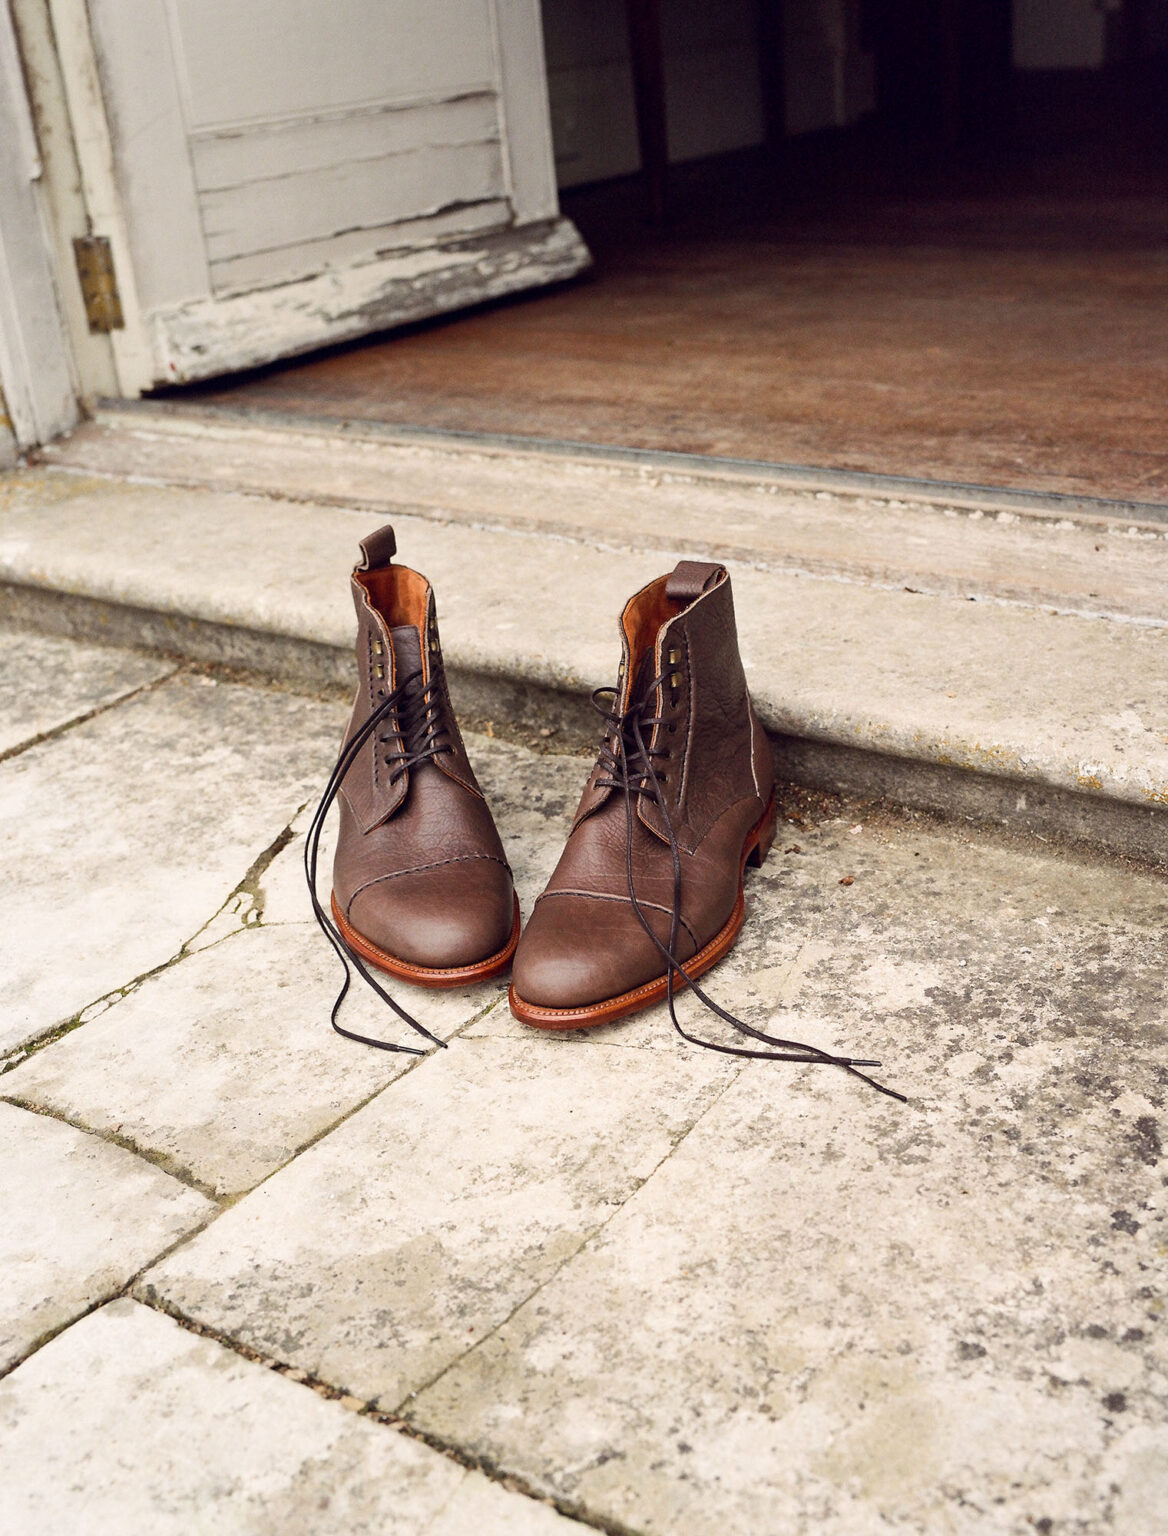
[1,627,1164,1534]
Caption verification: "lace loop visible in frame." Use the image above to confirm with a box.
[596,671,905,1103]
[381,674,452,783]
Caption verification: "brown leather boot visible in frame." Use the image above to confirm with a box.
[510,559,774,1027]
[509,559,902,1099]
[306,525,519,1052]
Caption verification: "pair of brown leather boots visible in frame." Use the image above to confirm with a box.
[306,524,898,1098]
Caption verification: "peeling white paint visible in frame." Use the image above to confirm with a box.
[148,217,590,384]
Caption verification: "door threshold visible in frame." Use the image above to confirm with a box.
[107,395,1168,530]
[41,400,1168,627]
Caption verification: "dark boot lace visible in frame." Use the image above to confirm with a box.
[304,669,454,1054]
[591,672,906,1103]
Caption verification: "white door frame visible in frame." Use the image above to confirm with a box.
[0,0,78,449]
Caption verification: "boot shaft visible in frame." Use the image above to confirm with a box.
[341,528,481,834]
[576,560,770,853]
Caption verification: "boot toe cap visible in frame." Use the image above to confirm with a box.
[512,893,685,1010]
[346,858,514,971]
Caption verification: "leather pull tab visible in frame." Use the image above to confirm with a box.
[358,524,397,571]
[665,560,724,603]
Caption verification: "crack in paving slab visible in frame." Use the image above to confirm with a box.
[130,1290,623,1535]
[398,1057,748,1418]
[0,670,347,1059]
[2,794,316,1075]
[0,662,180,766]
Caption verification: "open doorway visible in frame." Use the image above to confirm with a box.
[181,1,1168,502]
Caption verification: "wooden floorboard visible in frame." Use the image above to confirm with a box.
[182,148,1168,503]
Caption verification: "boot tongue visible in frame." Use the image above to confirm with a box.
[389,624,424,684]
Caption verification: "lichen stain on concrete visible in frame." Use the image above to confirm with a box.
[807,1354,947,1508]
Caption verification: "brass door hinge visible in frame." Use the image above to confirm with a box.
[73,235,124,333]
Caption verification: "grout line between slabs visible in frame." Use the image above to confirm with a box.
[0,1192,230,1385]
[133,1290,646,1536]
[0,1096,224,1204]
[396,1054,746,1417]
[0,664,181,767]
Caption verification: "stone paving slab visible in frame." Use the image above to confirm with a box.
[0,1299,583,1535]
[2,926,503,1197]
[0,1103,212,1373]
[0,625,172,757]
[411,1060,1167,1536]
[409,813,1168,1536]
[138,1035,735,1409]
[1,735,578,1198]
[0,671,343,1058]
[145,778,1166,1535]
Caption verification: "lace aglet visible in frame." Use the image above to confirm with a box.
[845,1058,882,1068]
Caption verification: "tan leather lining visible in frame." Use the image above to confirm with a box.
[621,575,681,675]
[356,565,430,628]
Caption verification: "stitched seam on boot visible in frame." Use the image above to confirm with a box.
[366,625,383,794]
[534,887,700,949]
[347,853,512,906]
[747,709,763,801]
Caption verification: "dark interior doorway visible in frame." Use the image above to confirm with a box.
[866,0,1014,153]
[174,1,1168,503]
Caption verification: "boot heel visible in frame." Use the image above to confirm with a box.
[747,796,778,869]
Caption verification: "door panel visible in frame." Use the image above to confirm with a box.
[170,0,497,125]
[73,0,588,390]
[199,140,506,276]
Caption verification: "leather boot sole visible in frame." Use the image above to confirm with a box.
[331,892,521,988]
[509,793,778,1030]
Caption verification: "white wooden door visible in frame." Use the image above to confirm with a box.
[60,0,588,392]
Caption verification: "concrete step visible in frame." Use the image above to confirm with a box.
[44,401,1168,623]
[4,403,1166,865]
